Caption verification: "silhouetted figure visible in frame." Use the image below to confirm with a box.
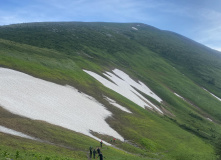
[100,140,103,148]
[97,147,101,154]
[93,149,96,159]
[97,152,105,160]
[89,146,93,158]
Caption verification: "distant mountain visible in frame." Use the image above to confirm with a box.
[0,22,221,160]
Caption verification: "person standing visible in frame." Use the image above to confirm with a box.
[97,147,101,155]
[89,146,93,158]
[100,140,103,148]
[93,149,96,159]
[97,152,105,160]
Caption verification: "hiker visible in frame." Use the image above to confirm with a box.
[93,149,96,159]
[100,140,103,148]
[97,152,105,160]
[89,146,93,158]
[97,147,101,154]
[113,138,116,143]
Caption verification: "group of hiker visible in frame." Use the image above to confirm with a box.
[110,138,116,143]
[89,138,117,159]
[89,140,104,160]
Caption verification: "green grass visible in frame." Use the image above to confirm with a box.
[0,22,221,159]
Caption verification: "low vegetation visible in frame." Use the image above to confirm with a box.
[0,22,221,159]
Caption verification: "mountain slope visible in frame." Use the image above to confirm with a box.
[0,22,220,99]
[0,22,221,160]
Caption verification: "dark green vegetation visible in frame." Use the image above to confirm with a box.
[0,22,221,160]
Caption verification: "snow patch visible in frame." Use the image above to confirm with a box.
[113,69,162,103]
[104,96,132,113]
[132,27,138,30]
[203,88,221,101]
[207,118,213,122]
[83,69,163,114]
[0,68,124,141]
[174,93,185,100]
[174,92,215,122]
[0,125,36,140]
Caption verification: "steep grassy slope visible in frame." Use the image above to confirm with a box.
[0,22,221,160]
[132,27,221,98]
[0,22,220,99]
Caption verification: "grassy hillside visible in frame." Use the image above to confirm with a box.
[0,22,221,160]
[0,22,220,97]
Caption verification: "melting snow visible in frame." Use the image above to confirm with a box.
[0,125,36,140]
[174,92,215,122]
[132,27,138,30]
[174,93,185,100]
[104,96,132,113]
[0,68,124,141]
[203,88,221,102]
[83,69,163,114]
[207,118,213,122]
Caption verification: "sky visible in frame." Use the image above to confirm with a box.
[0,0,221,51]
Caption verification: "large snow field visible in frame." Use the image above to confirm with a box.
[0,68,124,141]
[0,125,36,140]
[84,69,163,114]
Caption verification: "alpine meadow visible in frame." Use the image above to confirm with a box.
[0,22,221,160]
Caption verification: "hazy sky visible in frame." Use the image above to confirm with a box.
[0,0,221,51]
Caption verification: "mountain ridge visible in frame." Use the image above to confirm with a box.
[0,22,221,160]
